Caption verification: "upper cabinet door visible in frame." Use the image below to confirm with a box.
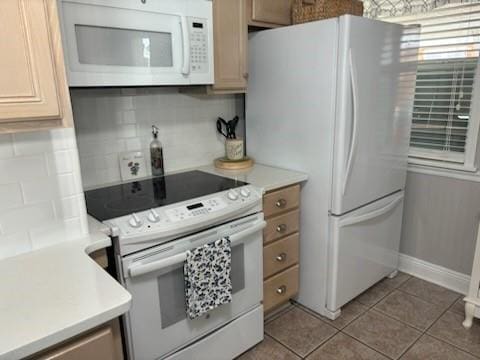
[249,0,293,27]
[0,0,72,133]
[212,0,248,92]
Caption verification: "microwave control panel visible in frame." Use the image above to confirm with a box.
[189,18,209,73]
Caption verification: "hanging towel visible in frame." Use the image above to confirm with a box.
[184,237,232,319]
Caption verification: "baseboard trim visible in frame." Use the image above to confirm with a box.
[398,253,470,295]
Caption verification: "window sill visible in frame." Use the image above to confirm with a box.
[408,159,480,182]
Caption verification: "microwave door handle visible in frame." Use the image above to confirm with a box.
[128,220,266,278]
[180,16,190,75]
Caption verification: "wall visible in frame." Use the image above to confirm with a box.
[0,128,88,260]
[71,88,244,189]
[401,171,480,275]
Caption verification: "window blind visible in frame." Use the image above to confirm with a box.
[384,4,480,165]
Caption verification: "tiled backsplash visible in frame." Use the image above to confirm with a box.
[72,88,244,189]
[0,128,88,259]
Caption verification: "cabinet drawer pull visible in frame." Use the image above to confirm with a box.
[275,199,287,208]
[276,224,287,233]
[276,285,287,295]
[275,253,287,262]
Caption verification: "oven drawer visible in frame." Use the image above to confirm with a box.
[263,265,299,312]
[263,185,300,218]
[263,233,299,279]
[264,209,299,244]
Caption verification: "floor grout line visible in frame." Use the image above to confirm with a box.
[300,330,339,359]
[395,286,461,309]
[261,333,304,358]
[264,303,295,325]
[340,331,397,360]
[254,275,474,360]
[264,329,318,359]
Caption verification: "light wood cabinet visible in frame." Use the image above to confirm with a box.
[211,0,248,93]
[247,0,293,28]
[34,320,123,360]
[264,265,299,313]
[0,0,72,134]
[89,249,109,269]
[262,183,301,313]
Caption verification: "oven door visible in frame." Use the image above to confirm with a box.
[59,0,213,86]
[121,213,265,360]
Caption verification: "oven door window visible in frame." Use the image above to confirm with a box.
[75,25,173,68]
[157,244,245,329]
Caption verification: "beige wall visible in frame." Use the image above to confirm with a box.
[401,171,480,275]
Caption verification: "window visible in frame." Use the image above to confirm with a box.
[384,4,480,171]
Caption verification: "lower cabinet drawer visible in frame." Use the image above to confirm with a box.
[263,265,299,313]
[263,233,299,279]
[263,209,299,244]
[35,320,123,360]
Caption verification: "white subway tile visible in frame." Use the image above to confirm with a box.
[54,195,85,220]
[125,138,142,151]
[117,124,137,138]
[12,128,76,156]
[72,89,243,187]
[123,110,137,124]
[12,131,52,156]
[22,173,80,204]
[0,202,55,235]
[0,155,48,185]
[46,149,78,174]
[0,184,23,211]
[0,134,14,159]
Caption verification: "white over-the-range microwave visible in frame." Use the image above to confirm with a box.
[58,0,214,87]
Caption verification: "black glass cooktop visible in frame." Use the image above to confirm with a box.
[84,170,248,221]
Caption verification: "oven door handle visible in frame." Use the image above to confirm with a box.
[128,220,266,278]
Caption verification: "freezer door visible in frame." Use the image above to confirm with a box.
[327,191,404,312]
[331,16,417,214]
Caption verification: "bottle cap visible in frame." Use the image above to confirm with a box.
[152,125,159,139]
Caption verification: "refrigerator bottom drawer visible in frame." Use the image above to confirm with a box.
[327,192,404,312]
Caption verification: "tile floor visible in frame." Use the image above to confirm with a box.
[238,273,480,360]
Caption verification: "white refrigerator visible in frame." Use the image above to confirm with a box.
[246,15,417,319]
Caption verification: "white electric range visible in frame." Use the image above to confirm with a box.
[85,170,265,360]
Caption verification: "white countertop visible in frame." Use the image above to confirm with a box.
[198,163,308,192]
[0,233,132,360]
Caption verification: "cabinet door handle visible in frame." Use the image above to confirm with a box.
[276,224,287,233]
[275,199,287,208]
[276,253,287,262]
[243,72,249,79]
[276,285,287,295]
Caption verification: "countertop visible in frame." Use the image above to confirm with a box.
[0,232,132,360]
[198,163,308,192]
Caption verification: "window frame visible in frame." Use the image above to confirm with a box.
[408,58,480,172]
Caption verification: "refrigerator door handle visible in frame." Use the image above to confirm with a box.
[342,48,359,195]
[339,193,404,227]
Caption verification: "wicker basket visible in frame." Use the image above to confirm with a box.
[292,0,364,24]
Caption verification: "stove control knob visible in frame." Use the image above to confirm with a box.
[227,190,239,201]
[128,213,143,228]
[240,188,251,198]
[147,209,160,223]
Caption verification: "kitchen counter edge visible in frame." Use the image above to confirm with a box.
[0,232,131,360]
